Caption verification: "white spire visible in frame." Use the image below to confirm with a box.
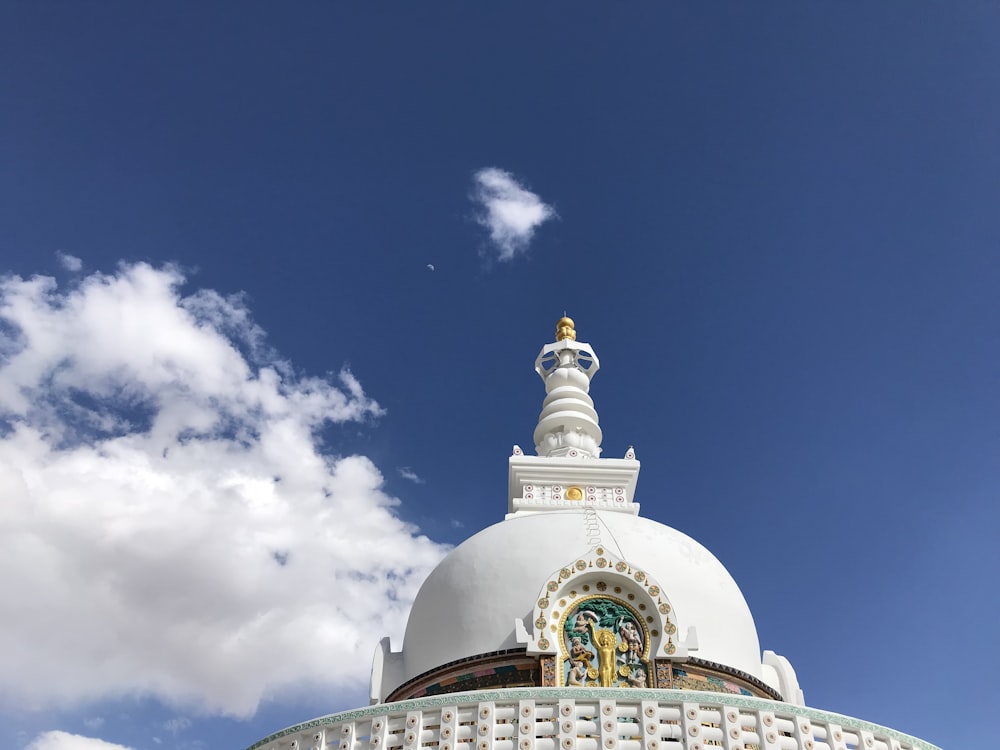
[508,317,638,516]
[533,316,602,458]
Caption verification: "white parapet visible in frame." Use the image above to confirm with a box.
[246,687,941,750]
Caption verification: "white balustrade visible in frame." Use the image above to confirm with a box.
[247,689,939,750]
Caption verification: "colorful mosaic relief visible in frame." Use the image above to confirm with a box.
[541,655,557,687]
[561,597,650,688]
[671,667,753,696]
[408,663,537,699]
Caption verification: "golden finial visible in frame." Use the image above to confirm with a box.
[555,316,576,341]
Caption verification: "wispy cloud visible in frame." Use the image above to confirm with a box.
[398,466,424,484]
[471,167,556,261]
[55,251,83,272]
[162,717,192,735]
[26,731,135,750]
[0,262,448,717]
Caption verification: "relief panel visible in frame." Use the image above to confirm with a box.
[560,596,650,688]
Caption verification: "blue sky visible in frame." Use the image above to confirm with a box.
[1,3,997,749]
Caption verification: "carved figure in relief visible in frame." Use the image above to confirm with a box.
[569,637,593,669]
[572,610,598,635]
[567,661,588,686]
[618,618,643,664]
[588,621,619,687]
[627,666,647,688]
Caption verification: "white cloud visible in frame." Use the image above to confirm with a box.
[397,466,424,484]
[0,263,448,717]
[26,731,135,750]
[161,717,191,734]
[56,251,83,272]
[471,167,556,261]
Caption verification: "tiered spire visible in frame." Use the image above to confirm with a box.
[508,316,639,516]
[533,317,602,458]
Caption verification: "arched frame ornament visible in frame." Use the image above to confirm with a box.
[522,548,697,688]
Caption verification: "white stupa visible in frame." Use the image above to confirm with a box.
[248,318,940,750]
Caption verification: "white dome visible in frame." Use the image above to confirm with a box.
[400,509,762,685]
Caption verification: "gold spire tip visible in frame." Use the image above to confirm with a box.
[555,316,576,341]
